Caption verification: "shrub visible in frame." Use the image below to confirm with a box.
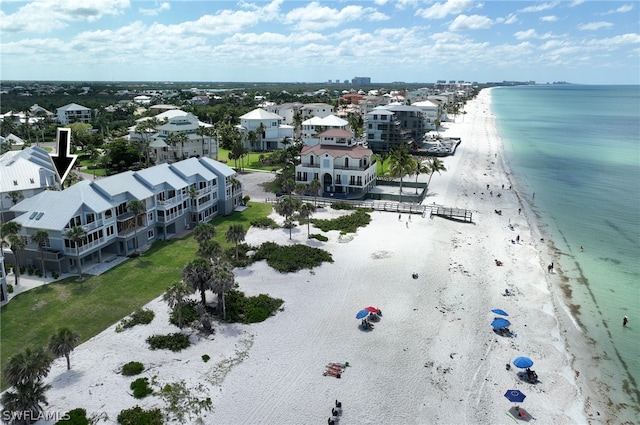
[146,333,191,352]
[130,377,153,399]
[52,271,60,279]
[55,408,89,425]
[19,266,25,274]
[121,361,144,376]
[225,289,284,324]
[253,242,333,273]
[27,267,34,276]
[201,354,210,363]
[7,284,13,293]
[312,210,372,233]
[35,269,43,277]
[119,309,155,330]
[169,300,199,328]
[310,234,328,242]
[250,216,279,229]
[117,405,163,425]
[331,201,355,210]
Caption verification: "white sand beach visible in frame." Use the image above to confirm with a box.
[18,89,608,424]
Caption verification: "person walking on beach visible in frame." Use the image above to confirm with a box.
[623,316,628,327]
[518,208,521,215]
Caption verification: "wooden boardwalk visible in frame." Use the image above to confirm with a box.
[265,196,473,223]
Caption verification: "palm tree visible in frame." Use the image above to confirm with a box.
[388,147,416,203]
[188,186,199,228]
[65,226,87,281]
[48,328,80,370]
[134,118,161,167]
[127,199,146,254]
[182,257,214,307]
[7,234,25,286]
[30,230,50,278]
[298,202,316,238]
[163,281,193,329]
[247,130,258,151]
[225,224,246,261]
[166,132,190,160]
[3,347,52,387]
[1,221,21,258]
[414,160,431,194]
[5,191,24,207]
[426,157,447,190]
[256,122,266,150]
[307,179,322,206]
[193,222,217,245]
[211,261,235,321]
[1,379,52,423]
[275,197,297,239]
[197,239,222,261]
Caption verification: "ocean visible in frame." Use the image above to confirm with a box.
[491,84,640,418]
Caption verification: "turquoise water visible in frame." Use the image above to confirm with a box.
[492,85,640,414]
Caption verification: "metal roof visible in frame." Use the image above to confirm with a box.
[92,170,154,200]
[11,180,113,230]
[135,163,189,190]
[170,157,217,181]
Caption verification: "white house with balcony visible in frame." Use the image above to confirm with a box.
[6,157,241,276]
[238,108,294,151]
[412,99,441,130]
[301,114,350,146]
[300,103,335,119]
[56,103,92,124]
[295,128,376,199]
[142,113,215,164]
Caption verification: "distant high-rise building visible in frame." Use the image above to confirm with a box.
[351,76,371,85]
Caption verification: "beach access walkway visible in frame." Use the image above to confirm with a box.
[265,197,474,223]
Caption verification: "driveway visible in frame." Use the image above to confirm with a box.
[238,170,277,203]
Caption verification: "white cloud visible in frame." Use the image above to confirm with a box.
[578,21,614,31]
[449,14,493,31]
[283,2,387,31]
[604,4,634,14]
[0,0,130,33]
[502,14,518,25]
[518,1,559,13]
[415,0,476,20]
[514,29,555,40]
[540,15,558,22]
[514,29,538,40]
[139,2,170,17]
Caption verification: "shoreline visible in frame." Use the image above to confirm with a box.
[6,89,606,424]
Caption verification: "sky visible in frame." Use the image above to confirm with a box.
[0,0,639,84]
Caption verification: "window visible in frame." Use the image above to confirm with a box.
[107,226,114,237]
[69,216,81,227]
[147,229,154,240]
[86,213,95,224]
[147,212,153,221]
[104,209,112,219]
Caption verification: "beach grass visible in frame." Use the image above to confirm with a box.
[0,202,272,390]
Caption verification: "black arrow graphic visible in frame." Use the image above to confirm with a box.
[50,128,78,184]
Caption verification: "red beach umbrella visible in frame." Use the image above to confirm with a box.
[364,306,380,313]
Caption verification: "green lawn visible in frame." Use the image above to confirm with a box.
[218,148,281,172]
[0,202,272,390]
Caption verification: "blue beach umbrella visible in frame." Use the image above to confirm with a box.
[504,389,526,404]
[491,318,511,329]
[513,356,534,369]
[491,308,509,317]
[356,309,369,319]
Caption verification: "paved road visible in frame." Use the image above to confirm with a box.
[237,170,277,203]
